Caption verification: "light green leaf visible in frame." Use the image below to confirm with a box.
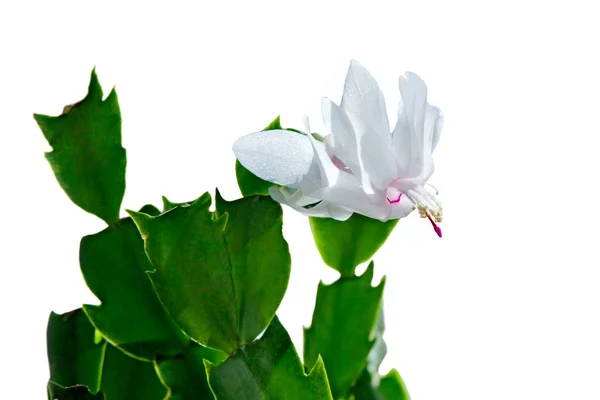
[34,69,126,226]
[379,369,410,400]
[206,316,333,400]
[304,262,385,398]
[80,205,189,361]
[47,309,107,393]
[309,214,398,276]
[128,191,291,354]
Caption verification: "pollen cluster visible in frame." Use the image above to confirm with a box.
[418,205,443,223]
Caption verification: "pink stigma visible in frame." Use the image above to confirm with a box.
[386,193,402,204]
[425,213,443,238]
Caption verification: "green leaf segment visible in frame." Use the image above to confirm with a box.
[310,214,398,277]
[34,69,125,226]
[304,262,385,398]
[80,205,189,361]
[127,190,291,355]
[230,114,412,399]
[47,309,167,399]
[207,316,333,400]
[155,341,226,400]
[40,70,413,399]
[304,205,409,398]
[47,309,106,393]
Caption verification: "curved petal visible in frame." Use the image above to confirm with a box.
[340,60,390,141]
[233,129,313,186]
[269,186,353,220]
[321,97,363,180]
[315,172,392,221]
[392,72,440,182]
[430,106,444,151]
[360,130,398,190]
[389,195,416,219]
[308,134,340,188]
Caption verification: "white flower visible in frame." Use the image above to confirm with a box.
[233,60,444,237]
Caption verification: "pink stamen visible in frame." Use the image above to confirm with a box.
[385,187,403,204]
[425,213,443,238]
[386,193,402,204]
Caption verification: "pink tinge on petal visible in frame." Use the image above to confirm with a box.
[386,193,402,204]
[331,155,350,172]
[385,187,402,204]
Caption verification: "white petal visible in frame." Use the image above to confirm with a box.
[269,186,352,220]
[321,98,362,178]
[392,72,438,181]
[430,106,443,151]
[315,172,392,221]
[341,60,390,138]
[389,195,416,219]
[308,134,340,187]
[233,130,313,186]
[360,130,398,190]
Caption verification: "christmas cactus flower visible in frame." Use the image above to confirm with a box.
[233,60,444,237]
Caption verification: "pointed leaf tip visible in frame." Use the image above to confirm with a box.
[263,115,282,131]
[35,68,125,226]
[126,209,153,236]
[304,265,385,398]
[362,261,375,281]
[379,369,411,400]
[139,193,290,354]
[161,196,176,211]
[87,67,103,100]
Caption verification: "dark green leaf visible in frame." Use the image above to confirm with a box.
[47,309,107,393]
[378,369,410,400]
[80,205,189,361]
[235,115,283,197]
[206,316,333,400]
[304,262,385,398]
[235,160,273,197]
[347,368,410,400]
[47,382,105,400]
[347,369,381,400]
[309,214,398,276]
[128,191,291,354]
[156,341,227,400]
[34,69,126,226]
[100,345,167,400]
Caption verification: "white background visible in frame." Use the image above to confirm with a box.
[1,1,599,399]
